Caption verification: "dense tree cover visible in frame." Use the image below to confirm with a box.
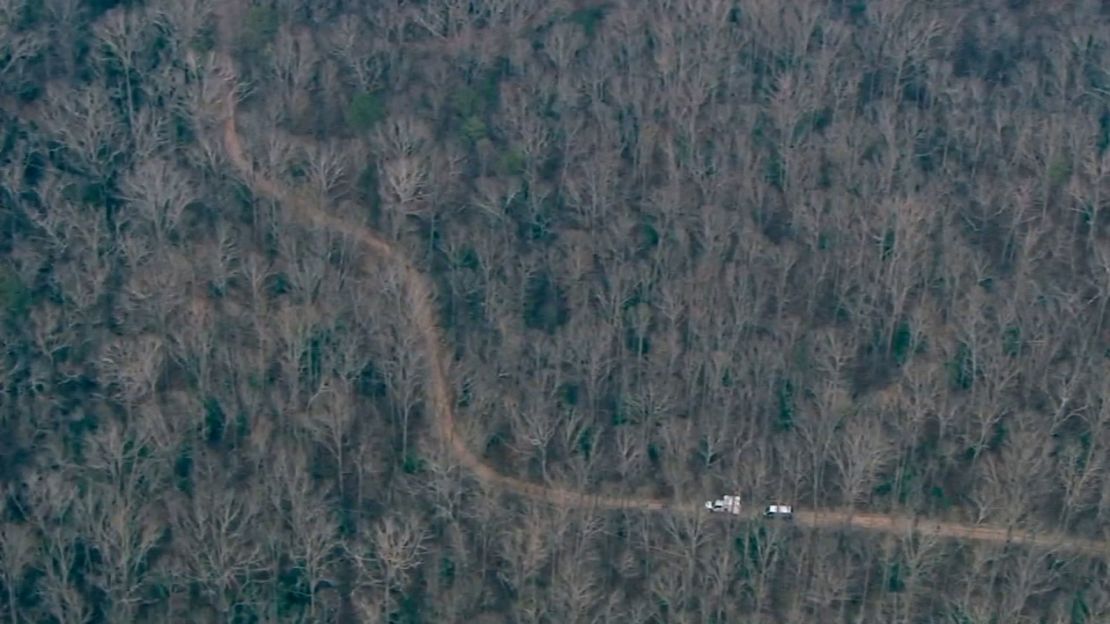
[1,0,1110,621]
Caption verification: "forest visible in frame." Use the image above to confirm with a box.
[1,0,1110,622]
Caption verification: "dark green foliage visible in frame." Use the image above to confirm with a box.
[448,68,504,143]
[172,110,196,146]
[791,108,833,143]
[392,592,424,624]
[947,343,974,390]
[891,321,912,364]
[346,91,386,131]
[440,556,456,583]
[930,485,952,510]
[987,420,1007,452]
[450,86,485,119]
[568,5,608,37]
[952,29,982,79]
[857,70,883,109]
[900,63,931,107]
[1047,155,1072,187]
[577,426,594,457]
[231,602,259,624]
[1099,109,1110,156]
[624,326,651,356]
[402,454,426,474]
[0,265,29,319]
[1003,325,1023,357]
[776,377,795,431]
[203,397,225,445]
[763,150,785,191]
[460,115,487,143]
[83,0,127,18]
[234,410,250,444]
[632,222,659,256]
[893,467,918,504]
[611,397,630,426]
[238,5,280,55]
[276,563,311,615]
[880,230,896,261]
[496,148,526,176]
[559,382,579,406]
[301,329,330,390]
[358,360,388,398]
[191,24,217,53]
[451,246,481,270]
[753,201,791,243]
[523,272,569,333]
[174,443,193,494]
[1072,590,1090,624]
[266,272,290,297]
[887,561,905,592]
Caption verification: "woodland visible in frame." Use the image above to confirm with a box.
[1,0,1110,622]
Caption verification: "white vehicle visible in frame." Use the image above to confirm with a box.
[763,504,793,519]
[705,495,742,515]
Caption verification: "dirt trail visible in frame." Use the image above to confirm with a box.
[212,41,1106,557]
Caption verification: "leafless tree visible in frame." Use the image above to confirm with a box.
[0,522,37,624]
[329,14,384,91]
[269,25,319,125]
[831,410,895,507]
[39,83,126,178]
[351,512,427,620]
[303,375,356,494]
[0,0,43,83]
[119,159,196,244]
[93,7,153,130]
[168,459,267,615]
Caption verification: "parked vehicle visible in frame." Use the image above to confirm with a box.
[763,504,793,519]
[704,495,742,515]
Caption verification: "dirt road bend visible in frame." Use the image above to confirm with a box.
[212,38,1106,558]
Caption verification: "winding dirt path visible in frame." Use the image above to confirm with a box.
[211,41,1107,557]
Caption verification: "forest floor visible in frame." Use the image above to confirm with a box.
[211,9,1106,559]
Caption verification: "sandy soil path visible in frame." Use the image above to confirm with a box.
[211,23,1106,557]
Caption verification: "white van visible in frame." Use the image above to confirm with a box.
[763,504,793,519]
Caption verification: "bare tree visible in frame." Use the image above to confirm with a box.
[0,523,38,624]
[119,159,196,244]
[34,530,96,624]
[93,7,153,130]
[98,335,165,409]
[0,0,43,84]
[169,459,267,615]
[551,553,600,624]
[269,25,319,125]
[351,512,427,620]
[270,445,343,619]
[383,331,425,463]
[830,410,895,507]
[300,139,349,203]
[303,375,356,494]
[40,83,127,178]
